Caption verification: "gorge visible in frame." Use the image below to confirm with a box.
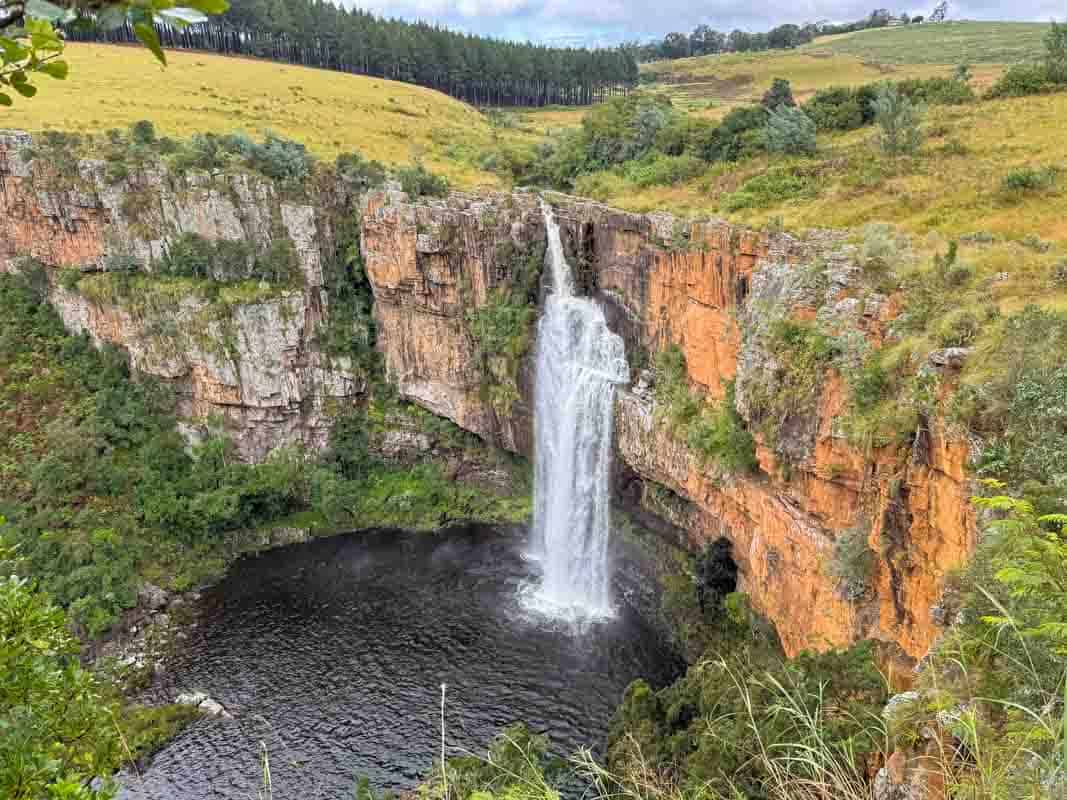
[0,129,976,664]
[0,127,995,798]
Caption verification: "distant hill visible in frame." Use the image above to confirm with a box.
[639,21,1044,116]
[810,20,1050,65]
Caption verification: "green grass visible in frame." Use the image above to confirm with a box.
[813,21,1051,65]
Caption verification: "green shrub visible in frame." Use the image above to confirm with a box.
[1000,166,1058,195]
[155,232,299,284]
[129,119,157,145]
[872,82,924,156]
[692,105,767,162]
[608,636,887,799]
[465,240,543,416]
[654,347,757,474]
[956,306,1067,489]
[242,132,313,184]
[0,574,122,799]
[396,162,450,198]
[685,383,759,473]
[763,106,817,155]
[987,63,1056,98]
[897,76,976,105]
[761,77,795,110]
[624,152,705,187]
[335,151,387,190]
[827,522,876,601]
[721,167,814,211]
[803,84,878,131]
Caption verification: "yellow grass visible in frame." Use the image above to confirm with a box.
[641,50,1004,118]
[581,91,1067,246]
[2,43,503,188]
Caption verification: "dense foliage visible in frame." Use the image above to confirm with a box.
[64,0,639,107]
[0,568,121,799]
[654,347,758,474]
[0,266,527,637]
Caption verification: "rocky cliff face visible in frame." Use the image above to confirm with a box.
[0,131,361,461]
[0,129,977,661]
[362,190,978,661]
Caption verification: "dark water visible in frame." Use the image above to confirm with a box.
[124,525,679,799]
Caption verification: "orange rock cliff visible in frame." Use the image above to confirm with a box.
[0,133,977,661]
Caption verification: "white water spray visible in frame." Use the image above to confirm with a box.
[527,201,628,618]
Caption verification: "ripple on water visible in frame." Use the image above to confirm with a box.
[121,525,679,800]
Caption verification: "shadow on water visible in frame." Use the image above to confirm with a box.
[122,524,681,799]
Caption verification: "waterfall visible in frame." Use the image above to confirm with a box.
[528,201,628,617]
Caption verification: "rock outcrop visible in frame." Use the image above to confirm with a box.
[0,131,362,461]
[362,189,979,661]
[0,130,978,660]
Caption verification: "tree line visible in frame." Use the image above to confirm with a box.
[633,9,929,63]
[62,0,639,107]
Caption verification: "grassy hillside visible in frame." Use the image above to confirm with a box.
[812,20,1051,64]
[3,43,503,188]
[580,91,1067,250]
[641,51,973,115]
[639,21,1047,116]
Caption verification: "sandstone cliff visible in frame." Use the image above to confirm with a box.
[0,131,361,461]
[362,190,978,661]
[0,130,977,660]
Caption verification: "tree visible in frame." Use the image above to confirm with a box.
[1045,20,1067,83]
[0,565,121,799]
[761,77,795,109]
[764,105,817,155]
[872,82,924,155]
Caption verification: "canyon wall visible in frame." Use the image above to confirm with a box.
[0,131,362,461]
[362,190,978,661]
[0,131,977,660]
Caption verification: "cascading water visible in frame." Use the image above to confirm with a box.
[528,201,629,618]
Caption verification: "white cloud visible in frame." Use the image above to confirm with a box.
[349,1,1063,44]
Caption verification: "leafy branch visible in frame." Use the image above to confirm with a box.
[0,0,228,105]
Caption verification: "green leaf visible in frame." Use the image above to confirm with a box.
[182,0,230,14]
[161,7,209,25]
[38,59,68,80]
[134,21,166,66]
[25,0,66,22]
[0,92,11,107]
[0,37,30,63]
[12,81,37,98]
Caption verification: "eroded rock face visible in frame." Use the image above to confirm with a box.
[361,189,545,452]
[0,126,978,660]
[363,189,978,660]
[0,132,362,461]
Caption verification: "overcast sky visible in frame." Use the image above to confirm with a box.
[354,1,1063,46]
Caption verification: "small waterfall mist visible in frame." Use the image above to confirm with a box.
[528,201,628,618]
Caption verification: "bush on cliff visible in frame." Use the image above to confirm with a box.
[607,636,887,799]
[654,347,757,474]
[155,232,301,284]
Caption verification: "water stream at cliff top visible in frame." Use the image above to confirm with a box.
[527,202,629,618]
